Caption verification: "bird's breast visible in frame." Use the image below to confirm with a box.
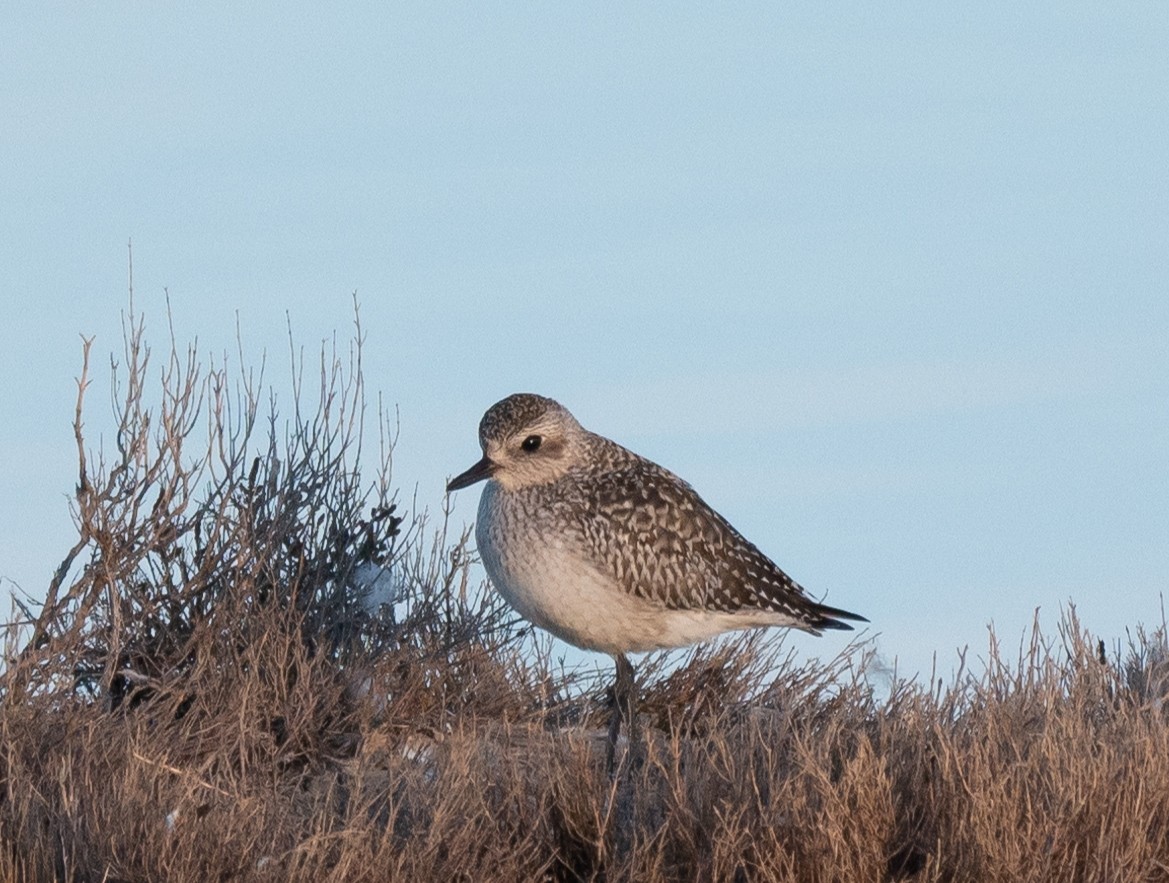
[474,482,675,654]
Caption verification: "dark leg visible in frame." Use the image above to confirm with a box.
[606,653,637,776]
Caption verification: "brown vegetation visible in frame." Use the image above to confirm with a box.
[2,311,1167,882]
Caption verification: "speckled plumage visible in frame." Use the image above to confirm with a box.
[448,393,866,656]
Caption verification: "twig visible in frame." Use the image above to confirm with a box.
[131,750,233,798]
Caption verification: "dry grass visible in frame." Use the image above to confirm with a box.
[2,308,1168,882]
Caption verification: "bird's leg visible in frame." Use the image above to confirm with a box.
[606,653,637,776]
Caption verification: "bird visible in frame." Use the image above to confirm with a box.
[446,393,866,770]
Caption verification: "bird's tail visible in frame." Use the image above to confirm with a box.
[808,602,869,632]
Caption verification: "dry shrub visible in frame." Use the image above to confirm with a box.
[2,307,1169,882]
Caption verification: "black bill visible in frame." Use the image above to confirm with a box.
[447,455,496,492]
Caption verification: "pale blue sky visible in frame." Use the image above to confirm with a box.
[3,3,1166,680]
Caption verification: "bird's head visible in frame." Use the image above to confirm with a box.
[447,393,586,493]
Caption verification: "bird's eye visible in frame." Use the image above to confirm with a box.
[521,435,542,453]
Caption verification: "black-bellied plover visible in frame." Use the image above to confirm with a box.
[447,393,866,768]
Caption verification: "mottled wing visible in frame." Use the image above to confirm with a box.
[567,455,856,630]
